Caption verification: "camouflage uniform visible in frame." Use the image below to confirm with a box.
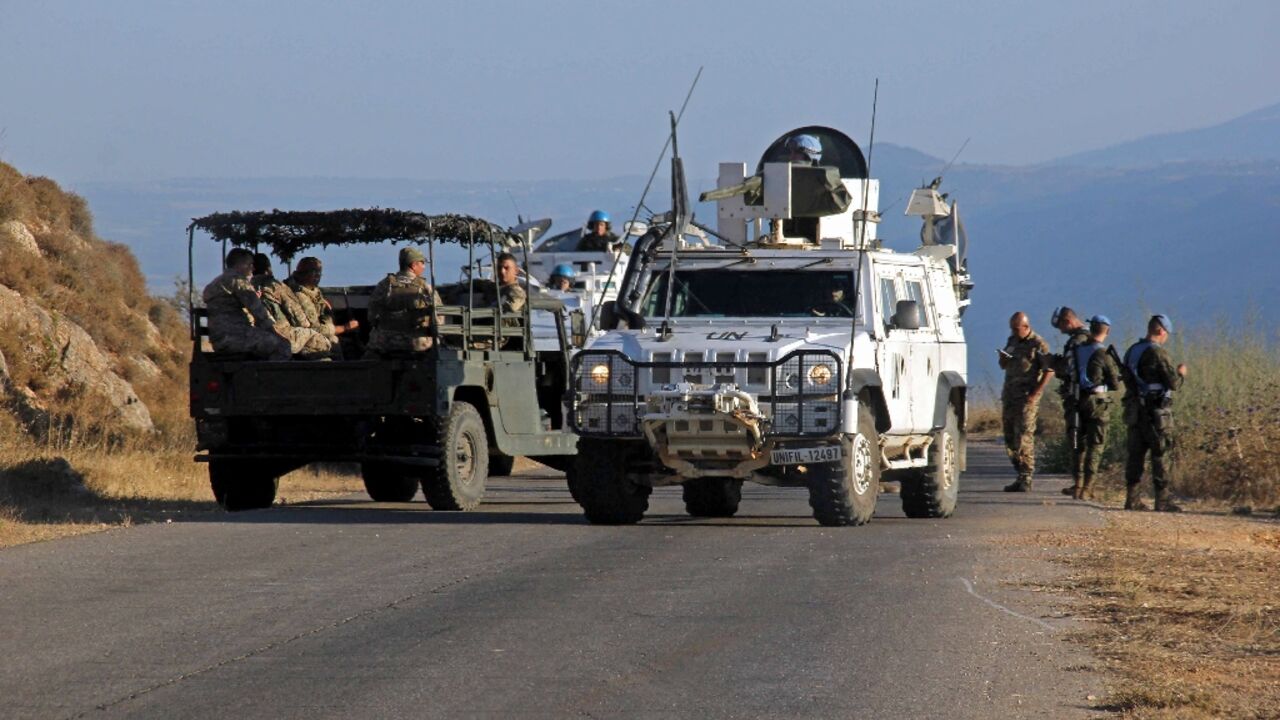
[1000,331,1052,487]
[365,269,443,357]
[1053,327,1092,486]
[1075,341,1122,498]
[1123,341,1184,510]
[497,281,527,316]
[253,274,334,359]
[200,270,291,361]
[286,279,338,342]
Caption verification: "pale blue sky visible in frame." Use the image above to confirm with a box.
[2,0,1278,182]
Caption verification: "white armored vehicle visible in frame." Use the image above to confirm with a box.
[567,126,972,526]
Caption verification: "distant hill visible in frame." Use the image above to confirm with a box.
[1051,102,1280,168]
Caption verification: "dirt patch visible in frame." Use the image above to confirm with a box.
[1037,511,1280,718]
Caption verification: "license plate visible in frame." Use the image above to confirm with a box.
[770,445,843,465]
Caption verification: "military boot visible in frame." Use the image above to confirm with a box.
[1003,475,1032,492]
[1154,488,1183,513]
[1062,477,1083,497]
[1079,475,1096,501]
[1124,484,1149,511]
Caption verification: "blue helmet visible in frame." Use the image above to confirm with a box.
[587,210,610,225]
[785,134,822,163]
[551,263,577,279]
[1152,313,1172,333]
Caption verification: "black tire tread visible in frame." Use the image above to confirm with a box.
[901,404,960,519]
[575,440,650,525]
[422,403,488,511]
[361,463,420,503]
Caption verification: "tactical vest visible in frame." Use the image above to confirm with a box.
[1075,341,1105,391]
[1124,340,1162,394]
[377,274,431,334]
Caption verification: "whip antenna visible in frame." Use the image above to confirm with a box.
[588,66,702,331]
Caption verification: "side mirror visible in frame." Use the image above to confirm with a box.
[570,309,587,348]
[892,300,921,331]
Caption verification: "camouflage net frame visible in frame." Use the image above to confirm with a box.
[190,209,517,264]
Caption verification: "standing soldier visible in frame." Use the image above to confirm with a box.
[1000,312,1055,492]
[1071,315,1122,500]
[1122,314,1188,511]
[200,248,291,361]
[365,247,443,357]
[1051,306,1092,496]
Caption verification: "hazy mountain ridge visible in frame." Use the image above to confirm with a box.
[74,103,1280,387]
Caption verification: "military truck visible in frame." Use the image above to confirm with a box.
[187,210,579,510]
[568,126,972,526]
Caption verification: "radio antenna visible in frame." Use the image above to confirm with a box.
[588,66,702,331]
[848,79,879,391]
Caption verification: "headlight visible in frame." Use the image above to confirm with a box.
[589,363,610,385]
[808,363,833,386]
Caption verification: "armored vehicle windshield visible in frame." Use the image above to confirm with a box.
[640,268,854,318]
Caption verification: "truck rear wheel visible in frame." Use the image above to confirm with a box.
[682,477,742,517]
[361,462,420,503]
[422,402,488,511]
[807,404,880,526]
[575,439,650,525]
[901,404,960,518]
[209,459,279,512]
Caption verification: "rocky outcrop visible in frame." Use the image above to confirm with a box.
[0,283,154,434]
[0,220,41,257]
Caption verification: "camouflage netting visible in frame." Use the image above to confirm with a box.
[190,209,516,263]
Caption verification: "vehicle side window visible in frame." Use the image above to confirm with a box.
[879,276,898,329]
[905,280,930,328]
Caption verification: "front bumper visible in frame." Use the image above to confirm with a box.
[570,350,843,477]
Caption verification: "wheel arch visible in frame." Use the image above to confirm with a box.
[451,385,499,450]
[847,369,891,434]
[934,371,967,470]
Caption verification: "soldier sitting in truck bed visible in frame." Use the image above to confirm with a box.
[201,248,291,361]
[365,246,443,357]
[286,256,360,357]
[252,253,336,360]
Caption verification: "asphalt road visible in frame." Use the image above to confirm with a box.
[1,442,1104,719]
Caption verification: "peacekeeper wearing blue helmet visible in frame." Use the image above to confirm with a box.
[548,263,577,292]
[578,210,620,252]
[1121,313,1189,512]
[784,134,823,166]
[1068,315,1123,500]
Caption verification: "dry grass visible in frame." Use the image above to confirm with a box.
[1028,326,1280,508]
[1041,512,1280,718]
[0,434,363,549]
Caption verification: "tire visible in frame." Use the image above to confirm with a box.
[361,462,420,503]
[575,439,650,525]
[682,477,743,517]
[901,403,961,519]
[422,402,489,511]
[209,459,279,512]
[488,453,516,477]
[806,403,880,526]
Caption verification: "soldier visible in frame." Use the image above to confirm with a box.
[494,252,527,316]
[784,133,823,166]
[251,253,335,360]
[548,263,576,292]
[1051,306,1092,496]
[1000,312,1055,492]
[365,247,443,357]
[286,256,360,351]
[200,248,290,361]
[1071,315,1122,500]
[578,210,620,252]
[1122,314,1189,512]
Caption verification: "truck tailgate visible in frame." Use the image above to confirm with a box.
[226,361,398,414]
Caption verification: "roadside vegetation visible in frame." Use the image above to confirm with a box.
[1041,512,1280,718]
